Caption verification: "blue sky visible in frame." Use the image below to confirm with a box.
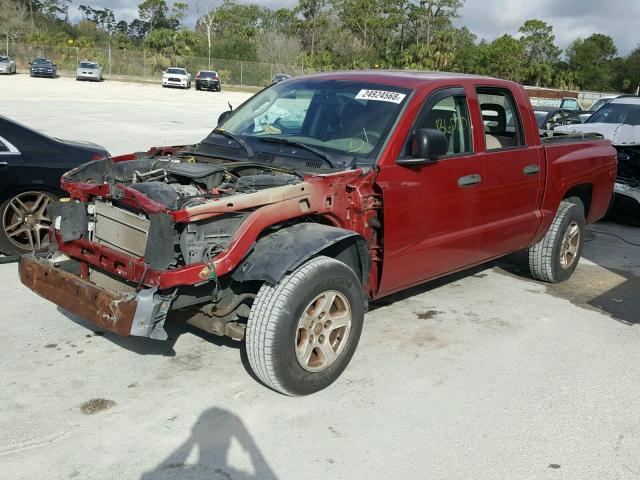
[69,0,640,56]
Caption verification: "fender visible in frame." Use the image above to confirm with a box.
[231,223,370,286]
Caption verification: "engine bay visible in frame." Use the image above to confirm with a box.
[65,155,303,210]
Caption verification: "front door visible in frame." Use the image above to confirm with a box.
[376,87,487,296]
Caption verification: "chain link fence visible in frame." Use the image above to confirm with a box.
[9,43,309,87]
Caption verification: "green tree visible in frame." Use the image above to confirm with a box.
[0,0,28,55]
[480,34,527,82]
[138,0,169,36]
[518,19,560,86]
[566,33,618,90]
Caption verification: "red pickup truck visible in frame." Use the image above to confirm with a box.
[20,72,617,395]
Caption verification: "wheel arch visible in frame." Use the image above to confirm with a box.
[0,185,62,204]
[230,222,370,288]
[563,183,592,218]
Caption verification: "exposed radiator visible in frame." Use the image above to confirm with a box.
[93,202,150,257]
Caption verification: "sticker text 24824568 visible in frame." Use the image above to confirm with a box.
[355,89,407,104]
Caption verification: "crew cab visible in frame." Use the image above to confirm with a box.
[20,72,617,395]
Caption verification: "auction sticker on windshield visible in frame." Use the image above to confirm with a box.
[355,90,406,104]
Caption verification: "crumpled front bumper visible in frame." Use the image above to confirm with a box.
[19,256,170,339]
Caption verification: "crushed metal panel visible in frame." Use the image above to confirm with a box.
[94,202,150,257]
[19,256,138,337]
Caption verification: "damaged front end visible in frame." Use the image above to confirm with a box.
[19,148,367,340]
[612,147,640,223]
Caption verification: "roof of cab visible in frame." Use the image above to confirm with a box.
[295,70,512,90]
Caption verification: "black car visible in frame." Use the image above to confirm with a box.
[29,58,57,78]
[0,116,109,255]
[271,73,291,84]
[195,70,221,91]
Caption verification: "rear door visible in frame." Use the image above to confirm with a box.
[376,87,488,295]
[475,86,544,256]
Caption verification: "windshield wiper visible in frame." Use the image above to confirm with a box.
[257,136,334,168]
[212,129,253,158]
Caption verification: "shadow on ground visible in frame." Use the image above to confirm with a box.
[496,221,640,325]
[58,307,241,356]
[139,407,279,480]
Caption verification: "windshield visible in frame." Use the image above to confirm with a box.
[79,62,97,68]
[33,59,52,65]
[167,68,186,74]
[0,56,8,62]
[218,79,411,166]
[199,71,217,78]
[588,97,613,112]
[586,99,640,126]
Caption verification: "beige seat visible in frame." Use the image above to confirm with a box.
[485,134,514,149]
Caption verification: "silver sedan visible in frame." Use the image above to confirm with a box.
[76,61,103,82]
[0,56,17,74]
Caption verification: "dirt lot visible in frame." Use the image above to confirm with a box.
[1,75,640,480]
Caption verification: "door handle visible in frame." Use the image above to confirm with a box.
[523,164,540,175]
[458,174,481,187]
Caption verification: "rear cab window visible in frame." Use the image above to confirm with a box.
[477,87,525,151]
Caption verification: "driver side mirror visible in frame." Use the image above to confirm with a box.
[217,110,233,125]
[397,128,449,166]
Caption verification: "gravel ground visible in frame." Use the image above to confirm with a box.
[1,74,640,480]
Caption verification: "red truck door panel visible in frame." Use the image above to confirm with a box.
[475,87,544,256]
[376,87,487,295]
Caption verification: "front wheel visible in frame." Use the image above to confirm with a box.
[0,191,58,256]
[246,256,365,396]
[528,200,585,283]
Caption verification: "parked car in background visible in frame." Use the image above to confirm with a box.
[0,56,17,75]
[195,70,221,91]
[76,61,103,82]
[534,107,582,131]
[162,67,191,89]
[574,95,621,123]
[555,96,640,222]
[19,72,617,395]
[530,96,584,112]
[29,58,57,78]
[0,116,109,255]
[272,73,291,84]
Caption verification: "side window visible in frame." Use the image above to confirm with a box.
[0,140,8,153]
[563,99,579,111]
[477,88,525,151]
[417,95,472,157]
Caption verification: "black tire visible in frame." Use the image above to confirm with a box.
[0,191,58,256]
[528,200,585,283]
[246,256,365,396]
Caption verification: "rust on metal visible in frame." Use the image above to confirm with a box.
[19,256,138,337]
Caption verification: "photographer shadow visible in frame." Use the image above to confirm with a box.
[140,407,279,480]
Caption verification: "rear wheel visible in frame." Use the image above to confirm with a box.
[528,200,585,283]
[0,191,58,256]
[246,256,364,396]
